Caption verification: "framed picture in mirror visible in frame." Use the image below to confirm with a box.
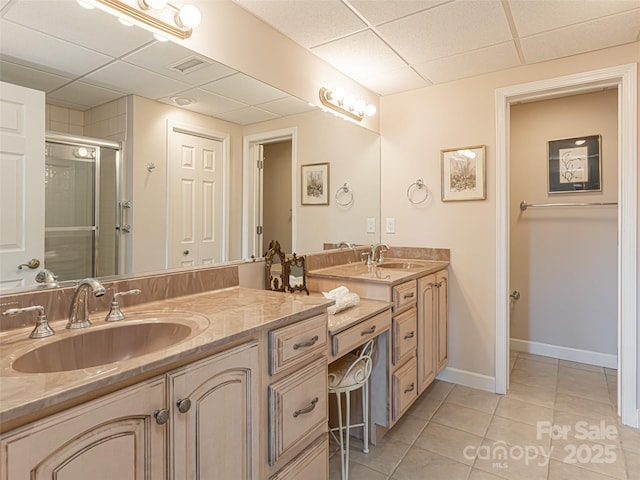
[284,253,309,295]
[301,163,329,205]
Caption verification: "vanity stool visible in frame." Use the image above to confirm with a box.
[328,339,375,480]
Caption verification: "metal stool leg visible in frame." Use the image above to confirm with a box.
[344,390,351,480]
[335,391,346,480]
[362,379,369,454]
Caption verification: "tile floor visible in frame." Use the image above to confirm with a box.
[329,351,639,479]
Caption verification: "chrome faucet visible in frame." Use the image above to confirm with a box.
[337,241,354,249]
[371,243,390,264]
[35,269,58,287]
[67,278,105,329]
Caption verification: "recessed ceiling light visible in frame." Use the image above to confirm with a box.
[171,96,195,106]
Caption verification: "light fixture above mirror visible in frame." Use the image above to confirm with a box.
[319,87,376,122]
[92,0,201,40]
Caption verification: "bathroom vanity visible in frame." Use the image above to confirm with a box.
[0,287,332,480]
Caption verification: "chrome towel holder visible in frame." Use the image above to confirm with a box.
[336,183,354,206]
[407,178,429,204]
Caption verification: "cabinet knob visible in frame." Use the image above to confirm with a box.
[154,408,170,425]
[177,398,191,414]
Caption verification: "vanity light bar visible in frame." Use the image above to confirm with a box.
[318,87,376,122]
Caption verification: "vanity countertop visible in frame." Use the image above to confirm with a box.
[0,286,333,431]
[308,259,449,286]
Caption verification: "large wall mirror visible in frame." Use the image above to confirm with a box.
[0,0,380,291]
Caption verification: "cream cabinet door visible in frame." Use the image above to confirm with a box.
[167,341,259,480]
[417,274,436,393]
[0,377,166,480]
[436,270,449,374]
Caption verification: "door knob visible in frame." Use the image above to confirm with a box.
[18,258,40,270]
[510,290,521,300]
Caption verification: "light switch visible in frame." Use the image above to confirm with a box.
[386,218,396,234]
[366,217,376,233]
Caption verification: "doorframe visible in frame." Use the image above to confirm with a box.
[495,64,638,427]
[242,128,297,259]
[166,120,231,264]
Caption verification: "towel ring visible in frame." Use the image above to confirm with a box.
[335,183,354,206]
[406,178,429,204]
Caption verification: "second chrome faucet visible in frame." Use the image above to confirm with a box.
[67,278,106,329]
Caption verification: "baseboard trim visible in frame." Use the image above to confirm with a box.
[437,366,496,393]
[510,338,617,369]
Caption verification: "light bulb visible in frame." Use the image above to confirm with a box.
[343,93,356,108]
[331,87,346,102]
[354,99,366,114]
[364,104,377,117]
[141,0,168,9]
[176,5,202,28]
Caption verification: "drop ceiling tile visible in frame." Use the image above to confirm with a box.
[520,9,640,64]
[0,19,113,77]
[258,96,317,116]
[357,65,430,96]
[509,0,639,38]
[47,80,126,110]
[0,59,72,93]
[3,0,153,57]
[236,0,366,47]
[157,88,248,115]
[413,42,520,84]
[311,30,407,83]
[214,107,280,125]
[84,61,192,100]
[377,0,512,64]
[123,42,237,86]
[347,0,447,26]
[201,73,288,105]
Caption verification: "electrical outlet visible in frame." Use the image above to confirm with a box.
[366,217,376,233]
[386,217,396,234]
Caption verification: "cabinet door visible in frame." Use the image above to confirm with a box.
[417,274,436,393]
[168,341,259,480]
[0,378,166,480]
[436,270,449,374]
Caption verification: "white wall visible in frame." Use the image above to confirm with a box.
[379,42,639,382]
[510,90,618,356]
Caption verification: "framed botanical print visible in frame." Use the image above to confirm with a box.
[301,162,329,205]
[441,145,486,201]
[548,135,601,194]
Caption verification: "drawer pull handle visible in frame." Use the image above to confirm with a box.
[361,325,377,336]
[293,397,318,417]
[404,383,415,394]
[404,331,415,339]
[293,335,319,350]
[403,292,415,299]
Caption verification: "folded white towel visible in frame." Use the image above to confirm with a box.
[322,286,360,314]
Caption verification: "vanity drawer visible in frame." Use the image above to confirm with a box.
[392,356,418,420]
[269,313,328,375]
[393,307,417,366]
[268,356,327,466]
[269,435,328,480]
[392,281,417,313]
[331,309,391,359]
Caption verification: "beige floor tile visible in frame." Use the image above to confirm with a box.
[495,396,554,427]
[605,368,617,377]
[623,449,639,478]
[510,368,557,390]
[514,357,559,376]
[486,416,552,451]
[431,402,493,437]
[414,421,483,465]
[558,366,608,386]
[556,378,611,404]
[554,392,616,422]
[559,360,606,374]
[423,379,456,402]
[550,436,627,479]
[506,381,556,409]
[390,446,471,480]
[348,436,410,476]
[552,410,622,447]
[469,469,505,480]
[407,391,446,421]
[548,459,625,480]
[445,384,501,414]
[618,424,640,455]
[329,451,388,480]
[473,439,550,480]
[517,352,559,366]
[386,413,428,445]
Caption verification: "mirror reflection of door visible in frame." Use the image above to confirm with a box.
[168,128,224,268]
[261,140,292,256]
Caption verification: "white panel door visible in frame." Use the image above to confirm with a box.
[168,130,223,268]
[0,82,45,290]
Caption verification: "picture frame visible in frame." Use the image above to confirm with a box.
[301,162,329,205]
[548,135,601,194]
[441,145,486,201]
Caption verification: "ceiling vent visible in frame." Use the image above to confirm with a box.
[168,55,210,74]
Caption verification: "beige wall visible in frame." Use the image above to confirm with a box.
[128,95,243,273]
[510,90,618,355]
[380,42,639,380]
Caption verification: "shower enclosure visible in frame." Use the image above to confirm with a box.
[45,133,121,281]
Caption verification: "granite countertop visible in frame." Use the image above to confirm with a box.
[308,258,449,286]
[0,286,333,430]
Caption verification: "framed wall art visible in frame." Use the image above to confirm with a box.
[301,162,329,205]
[441,145,486,201]
[548,135,601,194]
